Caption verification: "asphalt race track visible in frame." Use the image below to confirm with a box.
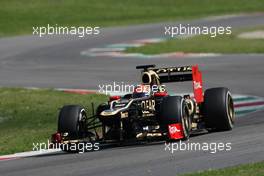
[0,14,264,176]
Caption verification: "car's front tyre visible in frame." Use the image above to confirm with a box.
[159,96,191,140]
[58,105,87,139]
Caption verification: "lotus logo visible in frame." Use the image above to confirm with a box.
[193,81,202,89]
[169,126,181,133]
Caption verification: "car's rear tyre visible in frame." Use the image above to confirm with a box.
[58,105,87,139]
[159,96,191,140]
[204,87,235,131]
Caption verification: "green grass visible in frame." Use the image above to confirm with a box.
[126,26,264,54]
[0,0,264,37]
[181,161,264,176]
[0,88,107,155]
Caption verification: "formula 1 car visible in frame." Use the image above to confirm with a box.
[51,64,235,151]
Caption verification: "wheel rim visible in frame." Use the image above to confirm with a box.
[77,109,87,136]
[227,92,235,125]
[182,104,190,138]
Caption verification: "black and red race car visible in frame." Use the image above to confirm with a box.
[51,64,235,151]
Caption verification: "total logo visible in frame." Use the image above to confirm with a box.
[169,125,181,134]
[193,81,202,90]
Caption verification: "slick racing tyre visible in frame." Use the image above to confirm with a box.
[159,96,191,140]
[204,87,235,131]
[58,105,87,139]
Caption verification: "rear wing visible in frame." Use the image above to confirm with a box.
[151,66,193,83]
[136,65,204,103]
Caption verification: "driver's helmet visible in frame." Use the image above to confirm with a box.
[132,84,150,98]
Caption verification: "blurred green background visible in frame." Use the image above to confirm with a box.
[0,0,264,37]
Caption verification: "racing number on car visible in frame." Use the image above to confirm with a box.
[141,100,155,111]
